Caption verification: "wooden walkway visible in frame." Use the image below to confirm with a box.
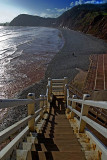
[32,101,85,160]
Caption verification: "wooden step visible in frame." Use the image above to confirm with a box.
[43,127,73,130]
[43,124,71,128]
[43,129,73,134]
[43,125,71,128]
[37,138,79,144]
[38,134,76,139]
[44,131,74,135]
[52,82,64,85]
[48,122,70,125]
[52,91,64,95]
[35,144,82,152]
[31,151,86,160]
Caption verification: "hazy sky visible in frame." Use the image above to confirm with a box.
[0,0,106,23]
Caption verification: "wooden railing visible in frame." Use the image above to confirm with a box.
[0,76,55,160]
[0,95,48,159]
[0,77,68,160]
[48,77,68,101]
[66,88,107,160]
[0,77,107,159]
[69,79,107,128]
[69,84,83,98]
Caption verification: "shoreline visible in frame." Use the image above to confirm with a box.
[0,27,64,99]
[1,27,107,131]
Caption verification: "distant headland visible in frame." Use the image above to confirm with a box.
[9,3,107,41]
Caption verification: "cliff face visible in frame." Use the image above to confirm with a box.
[57,4,107,40]
[10,4,107,40]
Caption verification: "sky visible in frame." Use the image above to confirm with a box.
[0,0,107,23]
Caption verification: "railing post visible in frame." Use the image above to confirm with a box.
[48,77,52,94]
[47,85,50,102]
[64,77,68,85]
[40,95,44,118]
[27,93,35,132]
[44,95,47,112]
[79,94,90,133]
[67,87,70,107]
[64,77,68,92]
[66,89,71,114]
[70,95,77,119]
[64,84,68,102]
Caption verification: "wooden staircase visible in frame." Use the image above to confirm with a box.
[51,78,65,99]
[31,101,85,160]
[31,78,85,159]
[0,77,106,160]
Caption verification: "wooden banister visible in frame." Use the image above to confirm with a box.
[67,92,107,160]
[0,127,29,160]
[67,95,107,138]
[0,89,48,159]
[0,98,46,109]
[0,108,42,144]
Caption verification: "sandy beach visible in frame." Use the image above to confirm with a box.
[1,28,107,131]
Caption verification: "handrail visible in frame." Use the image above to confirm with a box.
[67,96,107,139]
[1,77,107,160]
[82,116,107,138]
[83,100,107,110]
[69,84,83,98]
[68,98,83,104]
[0,92,48,159]
[68,105,81,117]
[0,98,46,109]
[0,77,67,159]
[68,97,107,110]
[67,93,107,160]
[0,127,29,160]
[0,108,42,144]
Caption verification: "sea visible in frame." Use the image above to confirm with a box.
[0,26,64,99]
[0,26,64,122]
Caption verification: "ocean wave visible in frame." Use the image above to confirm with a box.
[0,27,64,99]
